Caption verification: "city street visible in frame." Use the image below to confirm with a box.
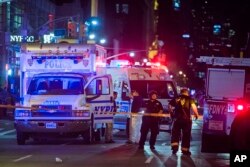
[0,119,229,167]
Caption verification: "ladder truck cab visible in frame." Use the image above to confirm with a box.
[15,43,113,145]
[97,60,178,132]
[197,56,250,152]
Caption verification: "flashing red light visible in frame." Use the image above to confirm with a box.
[237,104,244,111]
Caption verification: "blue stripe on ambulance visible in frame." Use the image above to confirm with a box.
[88,100,112,103]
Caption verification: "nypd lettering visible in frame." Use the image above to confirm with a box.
[94,106,114,112]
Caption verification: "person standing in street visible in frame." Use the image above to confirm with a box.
[138,90,163,150]
[168,88,199,155]
[105,91,118,143]
[127,90,143,144]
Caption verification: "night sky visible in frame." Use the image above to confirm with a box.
[50,0,250,63]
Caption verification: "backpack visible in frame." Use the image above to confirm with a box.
[173,96,190,120]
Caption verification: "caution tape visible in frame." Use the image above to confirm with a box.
[0,104,201,119]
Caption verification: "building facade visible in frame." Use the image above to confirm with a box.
[0,0,55,91]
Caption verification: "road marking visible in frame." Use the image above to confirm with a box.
[145,155,154,163]
[55,157,63,163]
[0,129,16,136]
[13,155,32,162]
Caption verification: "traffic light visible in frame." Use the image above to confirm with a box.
[48,14,54,32]
[67,20,77,38]
[148,48,158,60]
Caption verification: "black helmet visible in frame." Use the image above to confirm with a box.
[149,90,158,97]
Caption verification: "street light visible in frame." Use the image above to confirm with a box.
[129,52,135,57]
[89,33,96,39]
[99,38,106,44]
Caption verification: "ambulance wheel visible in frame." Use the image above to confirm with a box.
[82,128,91,144]
[16,130,26,145]
[93,129,101,141]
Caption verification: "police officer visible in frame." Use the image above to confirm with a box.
[138,90,163,149]
[168,88,199,155]
[127,90,143,144]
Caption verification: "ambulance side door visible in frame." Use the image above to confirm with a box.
[85,74,114,124]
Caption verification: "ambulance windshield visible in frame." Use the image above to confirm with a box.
[27,76,85,95]
[130,80,177,99]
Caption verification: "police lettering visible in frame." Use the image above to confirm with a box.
[208,104,226,115]
[44,60,71,69]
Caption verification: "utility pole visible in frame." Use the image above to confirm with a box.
[91,0,98,17]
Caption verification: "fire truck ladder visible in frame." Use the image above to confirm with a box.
[196,56,250,67]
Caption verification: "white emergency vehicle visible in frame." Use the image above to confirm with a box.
[97,60,178,132]
[15,43,114,145]
[197,56,250,152]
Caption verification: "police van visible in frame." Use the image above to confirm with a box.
[197,56,250,152]
[15,43,114,145]
[97,60,178,132]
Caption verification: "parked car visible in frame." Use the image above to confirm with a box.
[230,106,250,151]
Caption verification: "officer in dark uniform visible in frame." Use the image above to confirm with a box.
[168,88,199,155]
[138,90,163,150]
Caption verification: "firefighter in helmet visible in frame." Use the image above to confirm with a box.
[168,88,199,155]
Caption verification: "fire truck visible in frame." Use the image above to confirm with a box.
[15,43,114,145]
[97,60,178,132]
[197,56,250,152]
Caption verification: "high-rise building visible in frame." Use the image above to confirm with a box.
[0,0,55,91]
[102,0,156,61]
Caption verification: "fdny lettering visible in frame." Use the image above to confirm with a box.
[208,104,226,115]
[94,106,113,112]
[44,60,71,69]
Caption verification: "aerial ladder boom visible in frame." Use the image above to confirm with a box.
[196,56,250,67]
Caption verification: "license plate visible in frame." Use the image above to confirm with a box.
[208,120,223,131]
[46,122,57,129]
[160,124,170,130]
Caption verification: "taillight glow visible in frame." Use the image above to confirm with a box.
[74,111,90,117]
[237,104,244,111]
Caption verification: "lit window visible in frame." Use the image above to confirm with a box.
[122,4,129,14]
[116,4,120,13]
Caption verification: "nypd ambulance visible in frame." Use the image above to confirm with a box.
[15,43,114,145]
[97,60,178,132]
